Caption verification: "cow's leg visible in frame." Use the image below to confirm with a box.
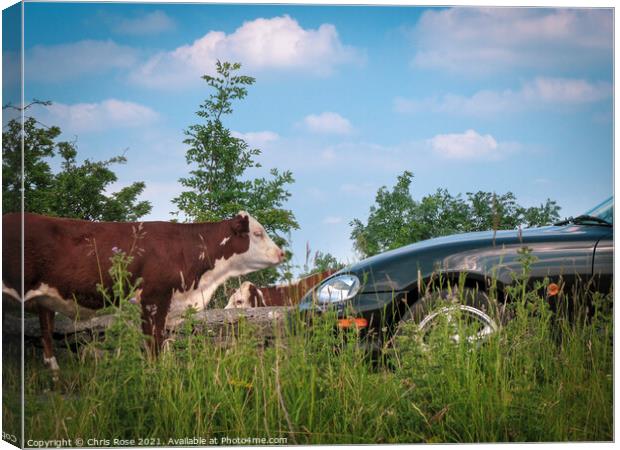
[141,296,171,356]
[38,306,59,379]
[152,307,169,353]
[141,305,158,357]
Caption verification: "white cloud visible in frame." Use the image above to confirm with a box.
[303,112,353,135]
[412,8,612,74]
[521,77,611,104]
[340,182,377,198]
[26,40,138,82]
[130,15,360,88]
[256,137,418,175]
[429,129,507,160]
[322,216,343,225]
[35,99,159,133]
[112,10,176,35]
[394,77,612,116]
[231,130,280,148]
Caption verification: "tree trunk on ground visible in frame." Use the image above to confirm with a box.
[3,306,296,346]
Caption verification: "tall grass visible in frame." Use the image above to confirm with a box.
[9,250,614,444]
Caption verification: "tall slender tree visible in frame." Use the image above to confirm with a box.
[173,61,298,286]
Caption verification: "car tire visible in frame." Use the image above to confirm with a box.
[394,286,507,349]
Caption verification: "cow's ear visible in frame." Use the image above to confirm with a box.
[232,214,249,235]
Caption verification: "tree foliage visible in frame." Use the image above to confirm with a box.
[350,171,561,258]
[3,113,57,213]
[50,143,151,221]
[309,251,344,274]
[2,102,151,221]
[172,61,298,286]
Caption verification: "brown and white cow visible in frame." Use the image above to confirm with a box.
[225,269,336,309]
[2,211,284,372]
[226,281,266,308]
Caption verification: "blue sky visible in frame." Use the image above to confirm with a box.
[4,3,614,271]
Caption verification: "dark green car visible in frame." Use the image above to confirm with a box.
[300,197,613,344]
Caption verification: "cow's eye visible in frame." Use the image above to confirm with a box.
[253,230,264,238]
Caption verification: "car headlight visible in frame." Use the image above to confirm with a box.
[316,274,361,304]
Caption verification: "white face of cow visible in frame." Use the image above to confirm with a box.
[237,211,285,271]
[225,286,247,309]
[225,281,264,309]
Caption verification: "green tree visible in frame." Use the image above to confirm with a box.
[3,108,58,213]
[519,200,562,228]
[50,142,151,221]
[2,102,151,221]
[310,251,344,274]
[465,191,521,231]
[350,171,417,257]
[173,61,298,286]
[351,171,561,258]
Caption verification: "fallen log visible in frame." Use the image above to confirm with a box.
[3,306,297,345]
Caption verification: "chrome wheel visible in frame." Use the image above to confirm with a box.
[389,287,504,354]
[418,304,499,345]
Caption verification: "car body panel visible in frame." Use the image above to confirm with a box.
[331,225,611,294]
[300,224,613,319]
[592,237,614,293]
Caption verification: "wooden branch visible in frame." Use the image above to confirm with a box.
[3,306,296,344]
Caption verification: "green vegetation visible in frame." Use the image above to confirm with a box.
[298,247,345,278]
[2,101,151,221]
[350,171,561,257]
[173,61,298,286]
[307,250,344,274]
[7,250,612,445]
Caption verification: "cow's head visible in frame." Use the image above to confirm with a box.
[230,211,285,271]
[225,281,265,309]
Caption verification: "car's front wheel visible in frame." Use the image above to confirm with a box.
[391,287,506,352]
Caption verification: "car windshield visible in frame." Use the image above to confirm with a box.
[582,196,613,225]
